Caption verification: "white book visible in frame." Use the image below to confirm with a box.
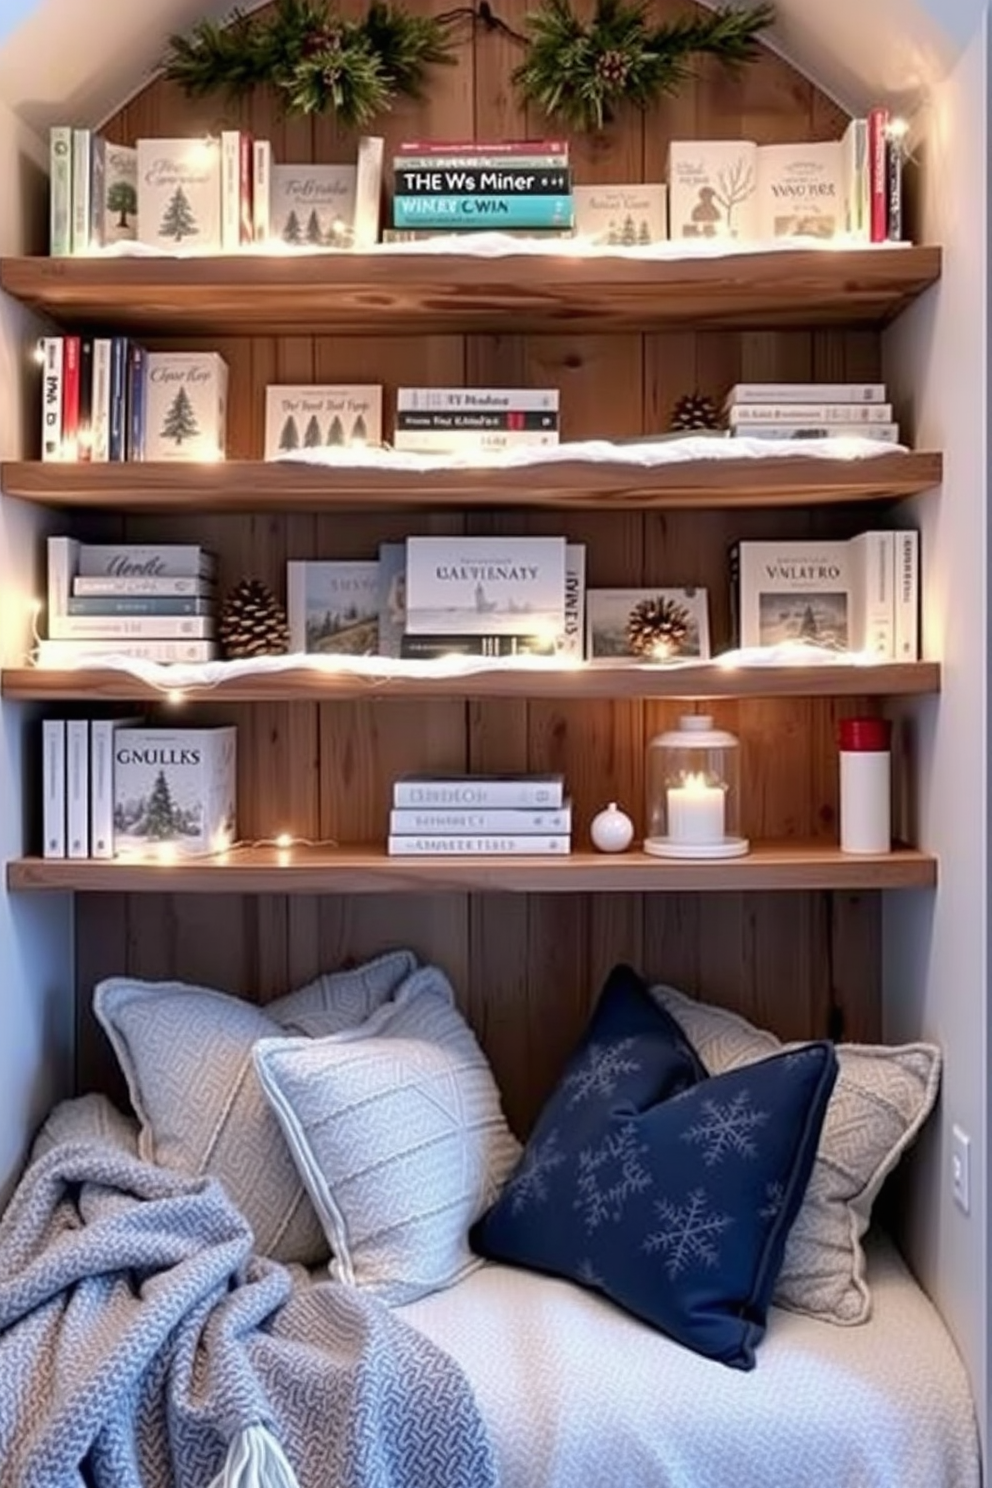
[397,388,559,413]
[143,351,229,462]
[894,530,920,660]
[390,805,572,835]
[393,429,558,454]
[47,535,80,629]
[66,719,90,858]
[572,183,667,245]
[842,119,870,242]
[729,403,893,425]
[91,718,140,858]
[42,719,66,859]
[252,140,272,243]
[736,537,895,652]
[755,141,845,241]
[91,339,113,461]
[49,615,216,640]
[112,726,236,858]
[388,835,571,856]
[49,126,73,255]
[726,383,887,406]
[102,142,138,245]
[353,135,384,248]
[74,575,215,597]
[38,639,218,665]
[71,128,93,253]
[270,163,357,247]
[137,136,222,253]
[562,543,586,660]
[265,384,382,459]
[849,531,895,659]
[393,775,565,809]
[40,337,65,461]
[77,544,215,579]
[735,424,900,443]
[405,536,566,638]
[668,140,758,241]
[89,136,107,250]
[221,131,242,251]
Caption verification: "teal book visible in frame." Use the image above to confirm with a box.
[67,596,214,616]
[393,195,573,229]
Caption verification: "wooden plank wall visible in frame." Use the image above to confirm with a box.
[75,0,882,1135]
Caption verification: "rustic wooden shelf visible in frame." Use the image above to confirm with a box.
[0,661,941,703]
[5,843,937,895]
[0,246,942,336]
[0,451,944,513]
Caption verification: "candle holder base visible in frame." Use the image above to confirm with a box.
[643,836,750,860]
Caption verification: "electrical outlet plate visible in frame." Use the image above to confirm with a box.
[952,1125,971,1215]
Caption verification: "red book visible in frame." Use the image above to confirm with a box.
[868,107,890,243]
[61,334,81,461]
[239,133,253,244]
[397,139,568,156]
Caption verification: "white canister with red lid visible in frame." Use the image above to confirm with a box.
[838,717,892,854]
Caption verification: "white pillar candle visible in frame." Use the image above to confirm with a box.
[667,772,726,845]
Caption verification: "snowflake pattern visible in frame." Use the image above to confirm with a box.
[759,1180,785,1220]
[561,1039,641,1107]
[506,1130,566,1214]
[681,1089,769,1166]
[573,1121,653,1232]
[643,1188,733,1279]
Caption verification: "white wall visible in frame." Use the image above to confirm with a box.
[0,93,73,1206]
[882,13,989,1446]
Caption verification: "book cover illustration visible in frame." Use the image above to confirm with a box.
[103,143,138,244]
[405,536,566,638]
[287,560,379,654]
[668,141,758,240]
[377,541,407,658]
[737,541,853,650]
[144,352,229,461]
[572,184,667,245]
[269,164,357,247]
[264,385,382,459]
[136,137,222,252]
[756,142,845,240]
[112,727,236,858]
[586,588,711,660]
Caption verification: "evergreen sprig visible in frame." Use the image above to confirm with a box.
[513,0,775,132]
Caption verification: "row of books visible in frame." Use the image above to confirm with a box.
[725,380,901,444]
[42,722,236,860]
[388,775,571,856]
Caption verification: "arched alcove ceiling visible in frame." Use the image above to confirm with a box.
[0,0,975,140]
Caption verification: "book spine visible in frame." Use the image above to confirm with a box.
[382,227,573,242]
[388,834,571,855]
[77,339,94,460]
[49,615,216,640]
[252,140,271,243]
[843,118,869,242]
[70,129,92,253]
[561,542,585,660]
[42,719,66,859]
[221,131,241,251]
[400,634,556,658]
[88,136,106,251]
[239,132,254,244]
[49,126,73,255]
[397,138,568,157]
[128,343,146,460]
[854,531,895,658]
[393,780,565,808]
[37,638,219,664]
[77,544,215,578]
[393,429,558,452]
[66,719,90,858]
[109,336,128,461]
[395,410,559,431]
[726,383,887,405]
[61,336,81,460]
[729,403,893,425]
[389,806,573,834]
[393,195,573,228]
[47,535,79,630]
[894,529,920,661]
[40,336,64,461]
[886,137,903,242]
[74,575,215,597]
[67,596,213,616]
[354,135,385,249]
[731,424,900,443]
[395,167,571,196]
[91,339,112,461]
[868,107,890,243]
[397,388,559,412]
[91,720,120,858]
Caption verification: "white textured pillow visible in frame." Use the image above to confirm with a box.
[254,968,521,1305]
[651,984,941,1324]
[92,950,419,1265]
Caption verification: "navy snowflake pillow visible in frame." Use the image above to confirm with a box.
[471,964,838,1369]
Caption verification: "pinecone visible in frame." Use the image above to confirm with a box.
[595,48,632,88]
[626,594,691,660]
[670,391,721,433]
[219,578,290,660]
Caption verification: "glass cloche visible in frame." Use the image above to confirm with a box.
[644,714,749,859]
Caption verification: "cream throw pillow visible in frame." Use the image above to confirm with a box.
[652,984,941,1323]
[93,950,418,1265]
[254,966,521,1305]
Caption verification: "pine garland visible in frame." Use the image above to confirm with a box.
[513,0,775,132]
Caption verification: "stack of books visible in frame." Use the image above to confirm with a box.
[393,386,559,456]
[388,775,572,856]
[724,382,900,444]
[386,139,574,240]
[42,539,219,666]
[40,338,228,464]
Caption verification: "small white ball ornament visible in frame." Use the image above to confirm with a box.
[590,801,635,854]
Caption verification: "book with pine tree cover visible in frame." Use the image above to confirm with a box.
[756,142,845,240]
[143,352,229,462]
[112,727,236,858]
[264,385,382,459]
[287,561,379,655]
[405,536,566,638]
[572,183,667,245]
[270,164,357,248]
[668,141,758,241]
[136,137,222,252]
[100,141,138,245]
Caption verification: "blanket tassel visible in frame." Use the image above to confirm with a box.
[208,1424,302,1488]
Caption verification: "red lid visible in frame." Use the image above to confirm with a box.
[839,717,891,752]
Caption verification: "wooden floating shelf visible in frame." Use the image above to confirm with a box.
[0,451,944,513]
[5,843,937,895]
[0,246,942,336]
[0,662,941,703]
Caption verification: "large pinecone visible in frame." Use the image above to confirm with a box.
[626,594,691,660]
[670,391,721,432]
[219,578,290,660]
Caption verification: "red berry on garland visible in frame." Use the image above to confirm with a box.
[595,48,632,88]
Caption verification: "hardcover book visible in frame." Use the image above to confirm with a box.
[405,536,566,638]
[572,183,667,245]
[399,634,556,658]
[269,164,357,247]
[143,352,229,462]
[37,639,218,665]
[100,141,138,245]
[725,382,887,405]
[756,142,845,240]
[668,141,758,241]
[728,403,893,426]
[387,834,570,856]
[136,136,222,253]
[393,774,565,808]
[264,385,382,459]
[287,560,379,654]
[733,424,900,443]
[586,588,711,660]
[49,126,72,256]
[377,541,407,658]
[842,118,870,241]
[397,388,559,413]
[112,727,237,858]
[392,195,573,229]
[42,719,66,858]
[389,805,573,835]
